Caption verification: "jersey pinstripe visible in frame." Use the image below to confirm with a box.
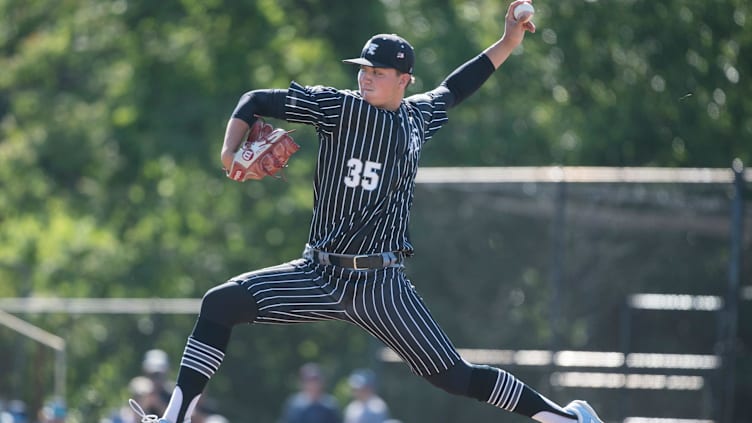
[285,81,448,255]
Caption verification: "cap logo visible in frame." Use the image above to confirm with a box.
[365,43,379,56]
[396,52,405,59]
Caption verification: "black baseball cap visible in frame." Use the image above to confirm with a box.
[343,33,415,74]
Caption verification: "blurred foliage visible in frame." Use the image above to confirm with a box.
[0,0,750,421]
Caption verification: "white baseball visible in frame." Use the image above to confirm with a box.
[514,2,535,22]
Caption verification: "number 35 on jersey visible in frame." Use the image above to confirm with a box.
[344,158,382,191]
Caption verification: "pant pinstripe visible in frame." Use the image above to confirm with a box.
[231,258,461,376]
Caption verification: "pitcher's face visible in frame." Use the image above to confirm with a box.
[357,66,409,111]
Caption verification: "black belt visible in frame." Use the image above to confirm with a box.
[305,246,403,270]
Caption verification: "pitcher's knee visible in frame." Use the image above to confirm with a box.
[200,281,258,326]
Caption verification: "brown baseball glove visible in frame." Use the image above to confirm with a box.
[226,118,299,181]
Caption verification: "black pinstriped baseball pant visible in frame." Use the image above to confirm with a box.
[233,258,461,376]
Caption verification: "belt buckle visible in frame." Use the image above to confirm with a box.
[352,254,371,270]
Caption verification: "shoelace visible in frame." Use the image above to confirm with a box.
[128,398,162,423]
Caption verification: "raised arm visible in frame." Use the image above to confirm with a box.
[438,0,535,108]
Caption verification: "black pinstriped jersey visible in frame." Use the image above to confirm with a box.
[285,81,450,256]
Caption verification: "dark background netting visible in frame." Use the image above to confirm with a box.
[371,177,751,422]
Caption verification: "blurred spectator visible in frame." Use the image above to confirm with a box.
[140,349,173,415]
[99,374,153,423]
[280,363,341,423]
[6,400,27,423]
[38,399,66,423]
[114,349,174,423]
[126,349,172,421]
[343,369,389,423]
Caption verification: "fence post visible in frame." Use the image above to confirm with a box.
[549,179,567,355]
[721,159,745,423]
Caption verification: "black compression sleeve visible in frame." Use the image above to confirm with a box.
[231,89,287,124]
[440,54,496,106]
